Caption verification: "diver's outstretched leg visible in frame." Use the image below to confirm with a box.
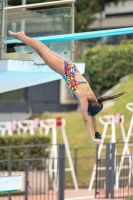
[8,30,65,75]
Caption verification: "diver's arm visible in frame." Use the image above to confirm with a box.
[80,100,100,145]
[80,107,95,141]
[91,116,99,132]
[91,116,101,139]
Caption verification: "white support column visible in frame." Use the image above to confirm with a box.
[52,120,58,190]
[61,119,78,190]
[43,118,78,190]
[22,0,26,4]
[21,0,26,32]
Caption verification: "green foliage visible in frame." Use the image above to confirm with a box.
[0,134,50,159]
[105,0,126,3]
[120,39,133,45]
[81,42,133,96]
[75,0,99,32]
[0,191,24,197]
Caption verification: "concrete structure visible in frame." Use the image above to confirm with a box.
[90,0,133,30]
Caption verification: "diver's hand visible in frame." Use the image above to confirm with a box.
[95,132,101,139]
[92,138,101,145]
[92,131,101,145]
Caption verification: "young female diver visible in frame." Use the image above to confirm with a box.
[8,30,125,146]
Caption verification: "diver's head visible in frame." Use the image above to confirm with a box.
[87,92,126,116]
[88,100,103,116]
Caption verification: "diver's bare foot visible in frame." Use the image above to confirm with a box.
[8,30,25,39]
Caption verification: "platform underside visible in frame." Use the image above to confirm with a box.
[0,60,85,93]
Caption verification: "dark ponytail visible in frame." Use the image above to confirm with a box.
[97,92,126,103]
[88,92,126,116]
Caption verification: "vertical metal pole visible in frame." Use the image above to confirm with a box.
[8,148,12,175]
[8,148,12,200]
[0,0,5,60]
[22,0,26,4]
[58,144,65,200]
[25,161,28,200]
[21,0,26,31]
[25,147,29,200]
[71,2,75,62]
[105,143,115,199]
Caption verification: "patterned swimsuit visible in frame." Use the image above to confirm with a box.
[63,60,89,100]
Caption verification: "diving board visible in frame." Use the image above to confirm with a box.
[7,27,133,44]
[0,60,85,93]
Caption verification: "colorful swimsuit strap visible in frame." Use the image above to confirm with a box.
[77,80,87,84]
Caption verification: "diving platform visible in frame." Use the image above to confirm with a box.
[0,59,85,93]
[7,27,133,44]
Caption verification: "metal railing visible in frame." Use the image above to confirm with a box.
[0,144,65,200]
[0,143,133,199]
[0,0,6,59]
[68,143,133,199]
[5,0,75,10]
[95,143,133,199]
